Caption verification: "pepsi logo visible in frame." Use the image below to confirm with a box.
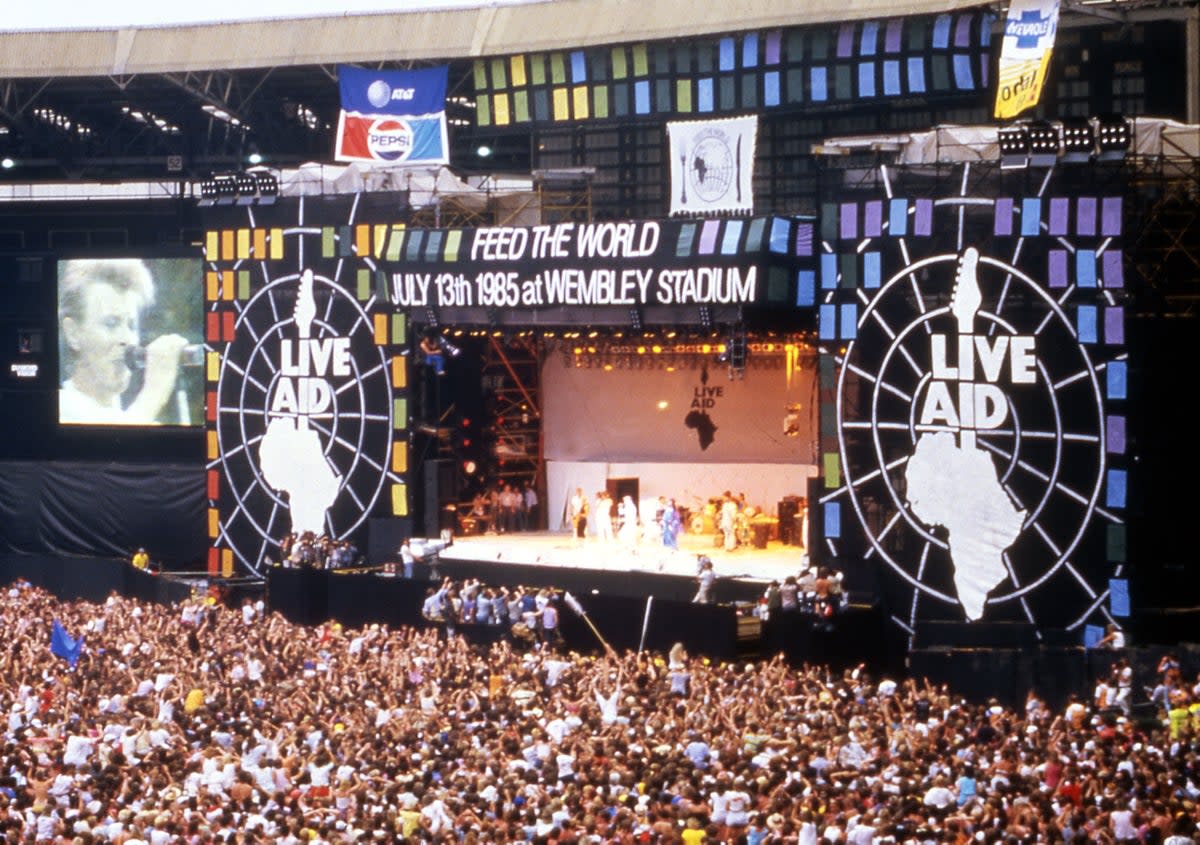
[367,118,414,162]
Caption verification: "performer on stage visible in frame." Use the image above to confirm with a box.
[569,487,589,542]
[595,490,614,543]
[618,495,639,546]
[693,558,716,604]
[661,498,681,550]
[720,492,739,552]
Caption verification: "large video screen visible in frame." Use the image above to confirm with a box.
[57,256,204,426]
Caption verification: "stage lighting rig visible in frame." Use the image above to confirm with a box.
[998,125,1031,170]
[1027,121,1060,168]
[1061,118,1095,163]
[1096,115,1131,161]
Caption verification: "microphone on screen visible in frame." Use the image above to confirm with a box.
[124,344,207,369]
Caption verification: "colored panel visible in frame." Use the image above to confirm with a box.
[220,230,234,260]
[864,200,883,237]
[810,29,829,60]
[1048,197,1069,236]
[1020,198,1042,236]
[1107,415,1126,454]
[1077,305,1098,343]
[424,231,444,261]
[1105,468,1127,509]
[657,79,673,113]
[1048,250,1068,288]
[1076,250,1097,288]
[823,453,841,488]
[994,197,1014,236]
[820,203,839,241]
[357,268,370,301]
[592,85,609,118]
[375,270,388,302]
[220,270,234,301]
[676,222,698,256]
[883,61,901,96]
[205,391,217,423]
[794,222,814,256]
[698,220,720,254]
[570,51,586,83]
[839,253,858,288]
[592,51,609,80]
[767,267,788,302]
[205,230,219,260]
[236,228,250,259]
[205,351,219,384]
[572,85,589,118]
[206,469,219,501]
[930,55,950,90]
[491,57,507,88]
[819,303,837,339]
[720,220,744,255]
[1077,196,1097,236]
[797,270,816,306]
[821,253,838,289]
[1109,578,1130,617]
[355,224,370,256]
[744,217,766,251]
[839,303,858,339]
[860,21,879,55]
[530,54,546,86]
[391,313,407,346]
[386,227,405,261]
[719,37,735,71]
[1102,250,1124,289]
[933,14,952,48]
[823,501,841,538]
[954,14,973,47]
[858,62,876,97]
[611,47,627,79]
[907,20,926,51]
[819,354,835,388]
[906,57,926,93]
[1107,525,1127,562]
[205,312,220,343]
[373,313,388,345]
[743,33,759,68]
[476,96,491,126]
[237,270,250,301]
[338,225,354,257]
[392,444,408,475]
[719,76,736,110]
[494,93,511,126]
[473,60,487,90]
[914,199,933,236]
[864,251,881,288]
[510,55,527,87]
[885,19,903,52]
[632,44,648,76]
[513,90,530,122]
[1105,306,1125,345]
[444,230,462,260]
[836,23,854,57]
[840,203,857,239]
[269,229,284,260]
[786,69,805,103]
[405,230,424,260]
[740,75,757,109]
[634,81,651,114]
[534,90,550,121]
[391,355,408,389]
[221,312,235,342]
[765,30,782,64]
[550,52,566,83]
[834,65,852,99]
[698,78,714,112]
[321,226,335,257]
[391,483,408,516]
[393,397,408,430]
[206,430,218,460]
[206,271,219,301]
[1101,196,1122,236]
[889,199,908,236]
[222,549,233,579]
[764,71,780,107]
[811,67,828,101]
[208,508,220,539]
[953,53,975,89]
[1106,361,1127,400]
[767,217,789,253]
[253,228,266,258]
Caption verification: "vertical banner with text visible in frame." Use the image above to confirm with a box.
[994,0,1060,119]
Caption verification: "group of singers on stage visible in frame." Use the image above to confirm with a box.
[276,531,360,570]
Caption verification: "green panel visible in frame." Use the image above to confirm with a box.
[356,268,371,301]
[930,55,950,90]
[840,253,858,289]
[741,74,758,108]
[696,42,714,73]
[632,44,648,76]
[338,226,353,257]
[473,60,488,90]
[385,228,404,261]
[375,270,389,302]
[834,64,852,99]
[476,95,491,126]
[391,313,407,346]
[820,353,836,389]
[810,29,829,60]
[444,230,463,261]
[785,30,805,62]
[823,452,841,488]
[820,402,837,438]
[907,21,926,52]
[530,54,546,86]
[821,204,839,241]
[767,266,789,302]
[393,398,408,430]
[592,85,609,119]
[237,270,250,300]
[675,79,692,113]
[321,226,335,258]
[786,68,805,103]
[653,43,671,75]
[719,75,737,110]
[611,47,628,79]
[550,53,566,84]
[656,79,672,113]
[491,58,508,89]
[514,90,530,122]
[675,44,692,74]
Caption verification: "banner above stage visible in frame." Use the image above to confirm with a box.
[993,0,1059,119]
[335,64,450,164]
[667,116,757,216]
[369,215,813,313]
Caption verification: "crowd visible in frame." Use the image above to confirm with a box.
[2,579,1200,844]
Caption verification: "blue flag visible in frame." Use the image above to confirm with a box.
[50,619,82,668]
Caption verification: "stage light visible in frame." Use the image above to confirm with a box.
[1061,118,1094,163]
[425,307,438,329]
[476,145,493,158]
[998,125,1030,170]
[1096,115,1131,161]
[699,306,712,330]
[235,172,258,205]
[0,158,13,170]
[629,307,643,331]
[253,171,279,204]
[1027,121,1059,168]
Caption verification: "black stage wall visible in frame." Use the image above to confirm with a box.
[0,553,192,606]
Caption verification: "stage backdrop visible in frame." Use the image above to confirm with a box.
[201,197,410,576]
[543,352,817,528]
[814,165,1128,637]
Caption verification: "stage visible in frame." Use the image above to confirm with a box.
[434,528,810,604]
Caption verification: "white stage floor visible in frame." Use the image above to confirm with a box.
[443,529,809,585]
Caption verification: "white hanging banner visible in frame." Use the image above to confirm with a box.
[667,116,757,216]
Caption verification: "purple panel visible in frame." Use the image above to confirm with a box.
[1101,196,1123,237]
[885,19,903,52]
[837,23,854,57]
[1105,306,1125,345]
[698,219,721,254]
[914,199,933,236]
[840,203,858,240]
[994,197,1014,236]
[1048,197,1069,236]
[1102,250,1124,288]
[954,14,972,47]
[765,30,782,64]
[864,200,883,237]
[1048,250,1068,288]
[795,223,814,257]
[1076,197,1097,237]
[1107,416,1126,455]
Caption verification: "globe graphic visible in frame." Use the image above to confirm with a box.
[366,79,392,110]
[689,135,735,203]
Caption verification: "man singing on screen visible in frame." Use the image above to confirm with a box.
[58,259,188,425]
